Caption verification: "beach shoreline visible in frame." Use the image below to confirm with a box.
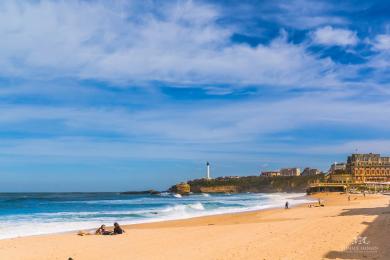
[0,192,312,240]
[0,193,389,259]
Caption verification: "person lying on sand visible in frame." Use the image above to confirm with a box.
[78,223,124,236]
[113,222,125,235]
[95,224,112,235]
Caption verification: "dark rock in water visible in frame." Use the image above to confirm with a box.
[120,190,161,195]
[149,190,161,195]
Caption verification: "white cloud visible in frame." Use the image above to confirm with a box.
[372,34,390,51]
[311,26,358,46]
[0,0,342,88]
[275,0,347,29]
[362,34,390,79]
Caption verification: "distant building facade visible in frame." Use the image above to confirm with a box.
[347,153,390,183]
[261,171,280,177]
[328,164,352,183]
[280,168,301,176]
[301,167,320,176]
[328,162,353,183]
[329,163,347,174]
[329,173,353,183]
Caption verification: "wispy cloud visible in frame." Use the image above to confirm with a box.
[1,90,390,145]
[273,0,348,29]
[372,34,390,51]
[0,0,365,90]
[310,26,358,46]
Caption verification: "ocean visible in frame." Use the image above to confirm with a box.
[0,192,313,239]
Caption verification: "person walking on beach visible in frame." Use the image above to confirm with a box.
[285,201,289,209]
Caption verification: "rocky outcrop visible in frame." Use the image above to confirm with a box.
[169,182,191,195]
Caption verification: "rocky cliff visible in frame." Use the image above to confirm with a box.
[195,185,238,193]
[186,175,325,193]
[169,182,191,195]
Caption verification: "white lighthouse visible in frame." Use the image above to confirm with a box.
[206,161,211,179]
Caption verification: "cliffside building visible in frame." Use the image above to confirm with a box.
[261,171,280,177]
[301,168,320,176]
[347,153,390,183]
[328,153,390,183]
[280,168,301,176]
[329,163,347,174]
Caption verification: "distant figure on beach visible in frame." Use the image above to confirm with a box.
[95,225,111,235]
[363,191,366,198]
[113,222,125,235]
[348,195,351,201]
[318,199,321,206]
[285,201,289,209]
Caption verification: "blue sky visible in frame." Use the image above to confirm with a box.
[0,0,389,191]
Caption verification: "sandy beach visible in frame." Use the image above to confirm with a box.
[0,193,389,260]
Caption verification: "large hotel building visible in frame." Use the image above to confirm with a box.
[346,153,390,183]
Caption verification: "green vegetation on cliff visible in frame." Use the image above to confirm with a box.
[187,175,325,193]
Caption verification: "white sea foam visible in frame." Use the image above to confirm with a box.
[189,202,205,210]
[159,192,171,197]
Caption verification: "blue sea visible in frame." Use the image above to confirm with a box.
[0,192,312,239]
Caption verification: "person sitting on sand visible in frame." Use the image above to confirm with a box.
[113,222,125,235]
[96,225,112,235]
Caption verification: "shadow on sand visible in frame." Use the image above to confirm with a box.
[324,201,390,259]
